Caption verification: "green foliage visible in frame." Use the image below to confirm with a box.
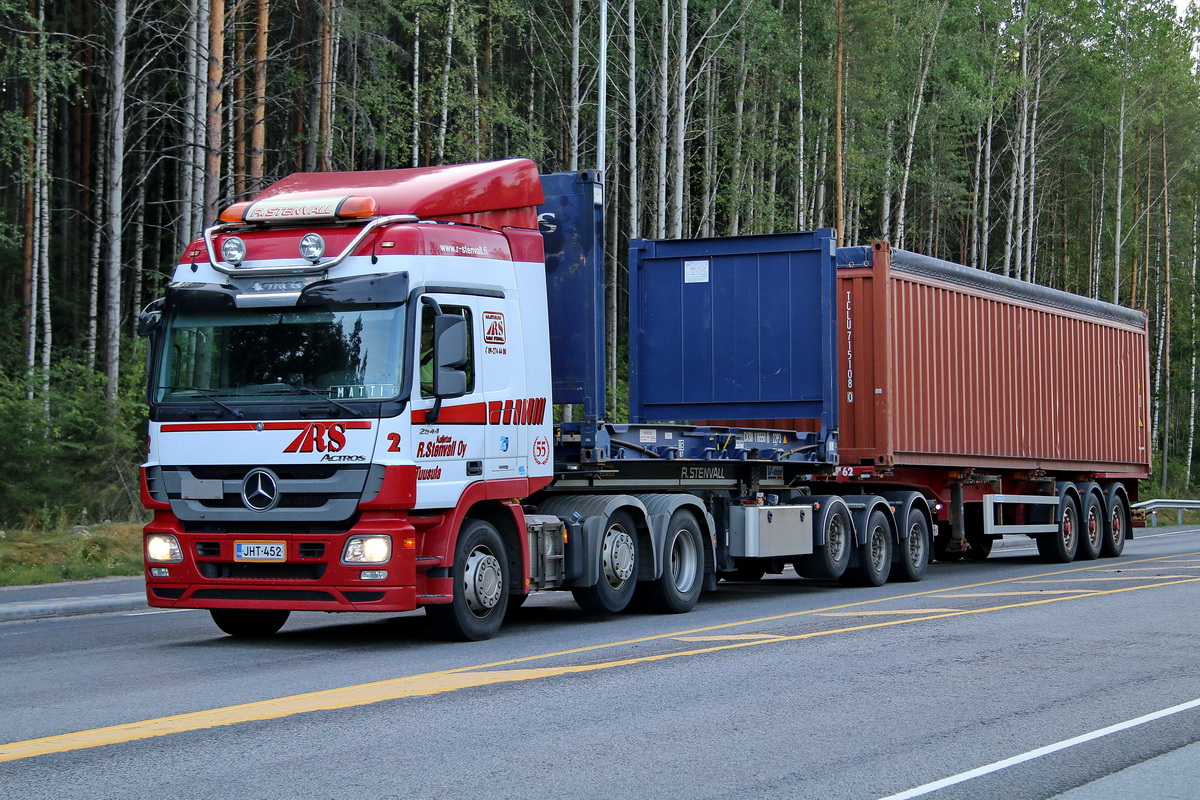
[0,524,143,586]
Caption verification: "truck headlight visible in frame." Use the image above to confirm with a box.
[342,535,391,564]
[146,534,183,563]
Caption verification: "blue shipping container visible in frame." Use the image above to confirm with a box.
[627,230,838,434]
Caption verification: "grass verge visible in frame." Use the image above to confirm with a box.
[0,524,143,587]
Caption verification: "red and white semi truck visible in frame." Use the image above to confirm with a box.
[138,159,1150,640]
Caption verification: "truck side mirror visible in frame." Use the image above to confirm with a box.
[432,314,468,399]
[137,298,165,337]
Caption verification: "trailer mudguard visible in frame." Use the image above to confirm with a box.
[535,495,653,586]
[879,491,934,544]
[632,494,717,584]
[807,496,852,548]
[840,496,894,569]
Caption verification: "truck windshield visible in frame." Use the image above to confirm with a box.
[154,304,406,404]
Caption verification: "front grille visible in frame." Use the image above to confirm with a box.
[163,464,371,524]
[197,562,326,580]
[191,589,336,602]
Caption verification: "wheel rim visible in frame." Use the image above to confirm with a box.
[668,527,699,591]
[1111,506,1126,546]
[869,525,888,571]
[463,545,503,616]
[1061,505,1077,550]
[602,523,636,588]
[827,513,847,562]
[907,521,926,567]
[1086,504,1102,550]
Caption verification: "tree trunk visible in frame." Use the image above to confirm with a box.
[204,0,225,222]
[248,0,268,186]
[670,0,688,238]
[568,0,580,170]
[626,0,639,240]
[1160,125,1171,492]
[655,0,669,237]
[728,34,747,235]
[104,0,128,408]
[412,11,421,166]
[834,0,844,246]
[892,0,947,249]
[437,0,457,164]
[1113,83,1127,303]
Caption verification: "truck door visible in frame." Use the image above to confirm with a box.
[410,293,487,510]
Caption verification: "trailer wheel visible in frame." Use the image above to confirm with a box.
[426,519,509,641]
[795,499,852,580]
[1037,493,1079,563]
[1077,493,1104,561]
[840,508,893,586]
[1101,493,1128,558]
[893,512,929,582]
[209,609,290,638]
[572,510,639,613]
[641,509,704,613]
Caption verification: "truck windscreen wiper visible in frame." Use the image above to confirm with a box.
[287,384,362,418]
[169,386,244,419]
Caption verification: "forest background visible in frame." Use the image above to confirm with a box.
[1,0,1199,530]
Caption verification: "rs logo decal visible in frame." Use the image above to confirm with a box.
[488,398,547,425]
[284,422,347,453]
[483,311,506,344]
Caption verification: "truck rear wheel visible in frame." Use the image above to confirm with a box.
[1101,492,1128,558]
[795,499,852,580]
[1037,493,1079,563]
[209,609,290,638]
[641,509,704,613]
[1077,493,1104,561]
[572,510,639,613]
[426,519,509,641]
[840,508,893,586]
[893,512,929,582]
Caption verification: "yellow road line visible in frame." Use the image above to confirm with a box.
[1019,576,1192,582]
[936,591,1101,598]
[3,574,1197,764]
[817,608,960,616]
[672,634,785,642]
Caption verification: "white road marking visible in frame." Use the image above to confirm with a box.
[123,609,200,617]
[877,697,1200,800]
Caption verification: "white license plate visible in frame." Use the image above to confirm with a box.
[234,541,286,561]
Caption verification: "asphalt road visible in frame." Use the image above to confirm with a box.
[2,528,1198,799]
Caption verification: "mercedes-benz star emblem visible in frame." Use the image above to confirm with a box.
[241,468,280,512]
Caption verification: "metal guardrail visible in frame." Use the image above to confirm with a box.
[1132,499,1200,527]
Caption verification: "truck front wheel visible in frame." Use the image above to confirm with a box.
[426,519,509,641]
[209,609,290,638]
[572,510,639,613]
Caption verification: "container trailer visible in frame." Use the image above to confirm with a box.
[137,159,1149,641]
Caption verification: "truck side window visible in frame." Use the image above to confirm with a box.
[420,304,474,397]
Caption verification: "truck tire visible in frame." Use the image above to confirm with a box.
[641,508,704,613]
[572,509,639,613]
[893,512,929,582]
[426,518,509,641]
[209,609,290,638]
[1036,492,1079,563]
[1101,492,1128,558]
[795,499,852,580]
[1077,492,1104,561]
[840,508,893,587]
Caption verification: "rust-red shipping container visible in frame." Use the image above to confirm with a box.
[840,243,1150,475]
